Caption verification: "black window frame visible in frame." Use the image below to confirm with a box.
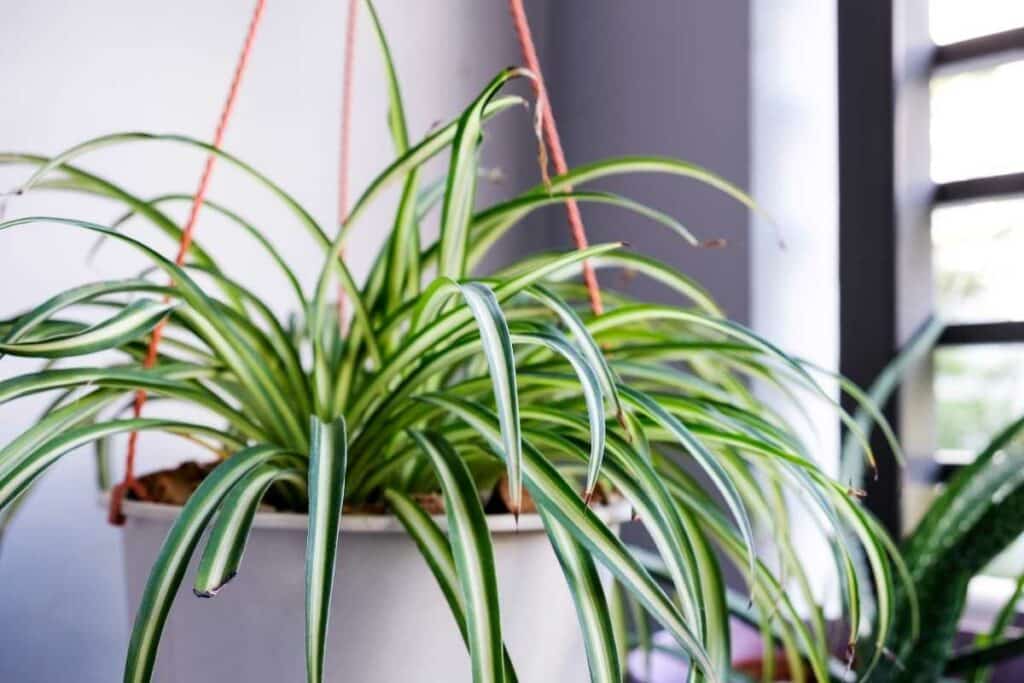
[838,1,1024,535]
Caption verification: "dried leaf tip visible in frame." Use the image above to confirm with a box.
[881,647,905,671]
[193,572,236,599]
[700,238,728,249]
[845,641,857,671]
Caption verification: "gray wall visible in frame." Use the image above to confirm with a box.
[546,0,751,322]
[532,0,753,598]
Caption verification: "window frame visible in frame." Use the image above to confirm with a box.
[838,2,1024,535]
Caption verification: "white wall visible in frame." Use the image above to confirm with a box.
[0,2,541,680]
[750,0,841,607]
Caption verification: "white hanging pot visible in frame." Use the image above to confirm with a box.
[116,498,631,683]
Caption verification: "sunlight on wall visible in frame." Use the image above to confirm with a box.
[930,0,1024,45]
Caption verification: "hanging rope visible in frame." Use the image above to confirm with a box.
[335,0,360,329]
[506,0,603,316]
[109,0,268,525]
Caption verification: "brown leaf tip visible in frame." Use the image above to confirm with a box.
[700,238,728,249]
[193,572,237,599]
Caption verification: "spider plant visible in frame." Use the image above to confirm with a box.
[0,5,903,683]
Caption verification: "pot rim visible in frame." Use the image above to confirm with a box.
[101,493,633,535]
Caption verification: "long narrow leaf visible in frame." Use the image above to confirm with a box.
[383,489,520,683]
[0,300,175,358]
[541,508,621,683]
[305,417,348,683]
[194,464,306,597]
[419,395,717,682]
[123,445,298,683]
[410,431,504,683]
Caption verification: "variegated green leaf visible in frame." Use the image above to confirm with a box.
[305,417,348,683]
[541,508,620,683]
[0,299,175,358]
[438,68,528,281]
[455,282,522,516]
[194,464,306,597]
[409,431,504,683]
[418,395,718,682]
[124,446,300,683]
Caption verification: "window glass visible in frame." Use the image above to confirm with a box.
[930,0,1024,45]
[934,344,1024,454]
[932,198,1024,324]
[931,60,1024,182]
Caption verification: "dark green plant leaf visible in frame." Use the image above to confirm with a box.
[305,417,348,683]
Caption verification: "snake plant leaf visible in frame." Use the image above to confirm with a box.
[950,634,1024,679]
[876,416,1024,681]
[0,300,175,358]
[540,508,620,683]
[193,464,306,597]
[410,431,504,683]
[418,395,718,682]
[905,414,1024,575]
[123,445,299,683]
[961,572,1024,683]
[305,417,348,683]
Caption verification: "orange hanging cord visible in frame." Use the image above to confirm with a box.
[506,0,603,316]
[335,0,359,328]
[108,0,268,525]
